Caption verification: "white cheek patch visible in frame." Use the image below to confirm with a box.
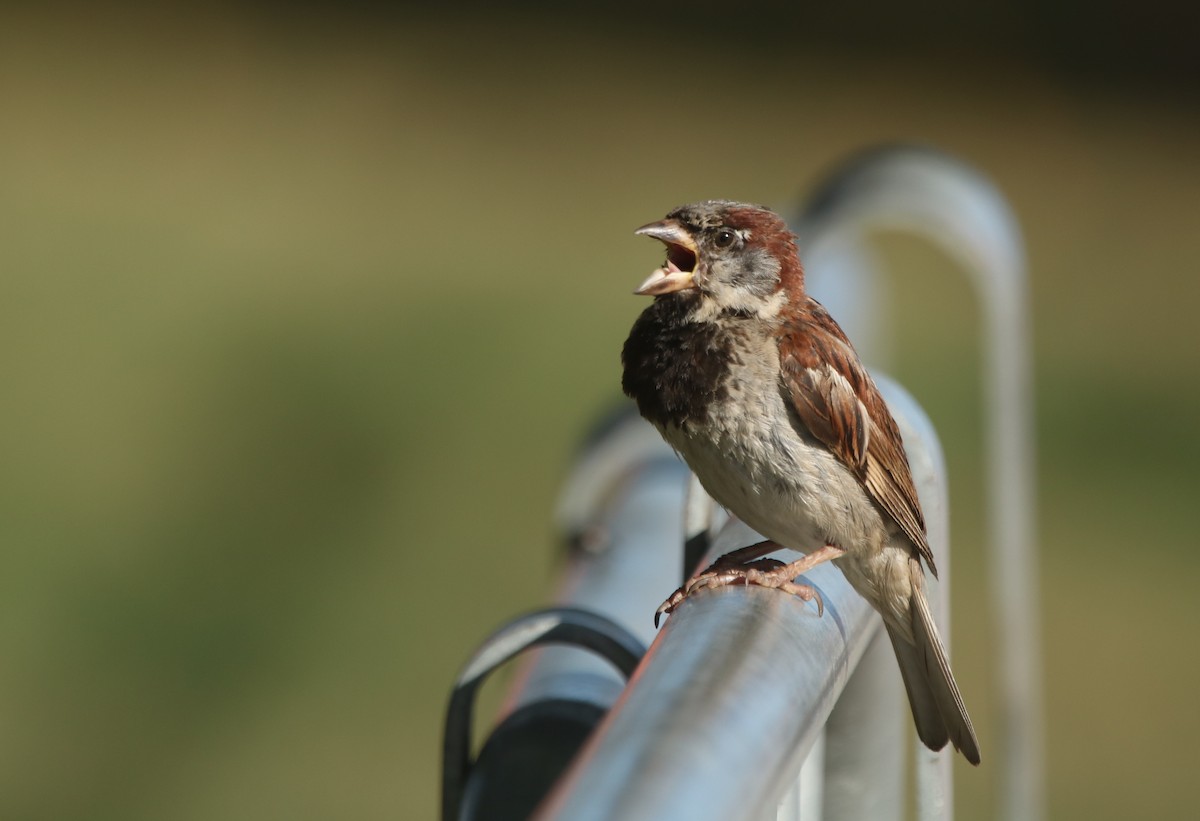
[692,297,725,324]
[696,260,786,318]
[692,285,786,322]
[755,290,786,319]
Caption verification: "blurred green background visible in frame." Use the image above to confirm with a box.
[2,3,1198,819]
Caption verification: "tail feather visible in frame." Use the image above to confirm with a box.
[886,563,981,765]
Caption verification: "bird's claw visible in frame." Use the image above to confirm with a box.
[653,593,681,628]
[653,558,824,626]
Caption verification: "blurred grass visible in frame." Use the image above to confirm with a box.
[1,7,1198,820]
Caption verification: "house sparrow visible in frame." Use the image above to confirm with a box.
[621,200,981,764]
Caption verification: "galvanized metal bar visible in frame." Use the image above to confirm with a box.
[535,543,879,821]
[510,410,687,719]
[683,472,724,585]
[821,629,906,821]
[444,608,646,821]
[444,409,688,821]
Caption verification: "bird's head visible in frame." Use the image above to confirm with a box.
[633,200,803,318]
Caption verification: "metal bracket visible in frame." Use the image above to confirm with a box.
[441,607,645,821]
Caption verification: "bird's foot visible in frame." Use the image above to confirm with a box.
[654,544,847,627]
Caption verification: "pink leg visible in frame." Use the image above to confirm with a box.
[655,543,848,626]
[710,539,784,567]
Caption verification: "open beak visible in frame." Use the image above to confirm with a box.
[633,219,698,296]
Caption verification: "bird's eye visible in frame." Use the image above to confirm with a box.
[714,228,736,248]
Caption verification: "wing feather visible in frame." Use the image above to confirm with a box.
[779,299,937,575]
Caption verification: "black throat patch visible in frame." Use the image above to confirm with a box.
[621,296,742,429]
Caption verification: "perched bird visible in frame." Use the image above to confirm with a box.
[621,200,981,764]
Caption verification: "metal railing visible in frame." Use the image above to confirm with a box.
[797,146,1043,821]
[442,145,1041,821]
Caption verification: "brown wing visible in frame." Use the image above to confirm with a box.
[778,299,938,576]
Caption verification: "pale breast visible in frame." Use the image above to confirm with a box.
[658,328,891,560]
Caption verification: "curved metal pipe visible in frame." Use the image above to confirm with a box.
[795,144,1043,821]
